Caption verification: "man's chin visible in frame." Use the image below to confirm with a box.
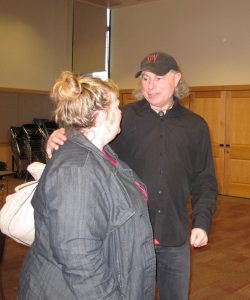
[145,95,160,104]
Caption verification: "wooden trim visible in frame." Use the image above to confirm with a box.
[119,89,134,93]
[120,85,250,94]
[2,85,250,96]
[0,141,10,145]
[0,87,49,95]
[192,91,222,98]
[190,85,250,91]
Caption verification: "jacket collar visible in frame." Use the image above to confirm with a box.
[68,131,117,159]
[69,131,131,169]
[67,128,148,191]
[68,131,141,180]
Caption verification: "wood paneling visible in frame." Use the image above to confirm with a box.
[119,89,136,106]
[189,91,226,194]
[0,142,12,172]
[223,91,250,198]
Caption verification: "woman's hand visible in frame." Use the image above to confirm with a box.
[46,128,67,159]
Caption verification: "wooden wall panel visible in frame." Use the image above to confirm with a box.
[0,142,12,171]
[223,90,250,198]
[189,91,226,194]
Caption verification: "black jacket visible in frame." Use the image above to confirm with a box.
[111,99,217,246]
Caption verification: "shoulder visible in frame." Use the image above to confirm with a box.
[45,136,107,179]
[50,139,89,170]
[122,99,148,115]
[120,99,150,129]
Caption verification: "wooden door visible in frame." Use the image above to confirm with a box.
[189,91,226,194]
[224,91,250,198]
[179,96,190,109]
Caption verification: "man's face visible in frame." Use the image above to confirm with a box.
[140,71,181,110]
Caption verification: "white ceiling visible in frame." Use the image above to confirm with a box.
[78,0,159,9]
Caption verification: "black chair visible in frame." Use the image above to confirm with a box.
[0,162,7,172]
[21,124,47,164]
[32,118,50,128]
[33,118,58,139]
[42,121,58,138]
[10,124,47,178]
[10,127,29,178]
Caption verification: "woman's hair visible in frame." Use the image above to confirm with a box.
[133,70,189,101]
[51,71,119,129]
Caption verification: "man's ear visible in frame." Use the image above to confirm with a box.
[174,72,182,87]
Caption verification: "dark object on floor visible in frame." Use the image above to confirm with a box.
[0,162,7,172]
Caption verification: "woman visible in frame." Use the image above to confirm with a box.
[18,72,156,300]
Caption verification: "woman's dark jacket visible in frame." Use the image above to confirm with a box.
[18,132,156,300]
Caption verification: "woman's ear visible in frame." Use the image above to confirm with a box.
[95,110,107,126]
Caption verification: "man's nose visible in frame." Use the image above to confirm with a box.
[148,79,155,89]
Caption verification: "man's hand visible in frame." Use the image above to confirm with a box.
[46,128,67,159]
[190,228,208,248]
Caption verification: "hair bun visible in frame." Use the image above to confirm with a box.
[51,71,81,102]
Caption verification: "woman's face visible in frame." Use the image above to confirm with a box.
[105,99,122,142]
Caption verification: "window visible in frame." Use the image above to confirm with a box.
[92,8,110,80]
[73,2,109,76]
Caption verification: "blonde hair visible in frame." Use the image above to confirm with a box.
[51,71,119,130]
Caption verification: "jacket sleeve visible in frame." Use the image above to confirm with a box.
[46,165,121,300]
[191,120,218,233]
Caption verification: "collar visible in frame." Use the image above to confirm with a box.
[68,131,118,160]
[134,97,184,118]
[68,131,133,173]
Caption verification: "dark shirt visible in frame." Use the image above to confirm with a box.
[111,98,218,246]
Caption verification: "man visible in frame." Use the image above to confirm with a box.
[47,52,217,300]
